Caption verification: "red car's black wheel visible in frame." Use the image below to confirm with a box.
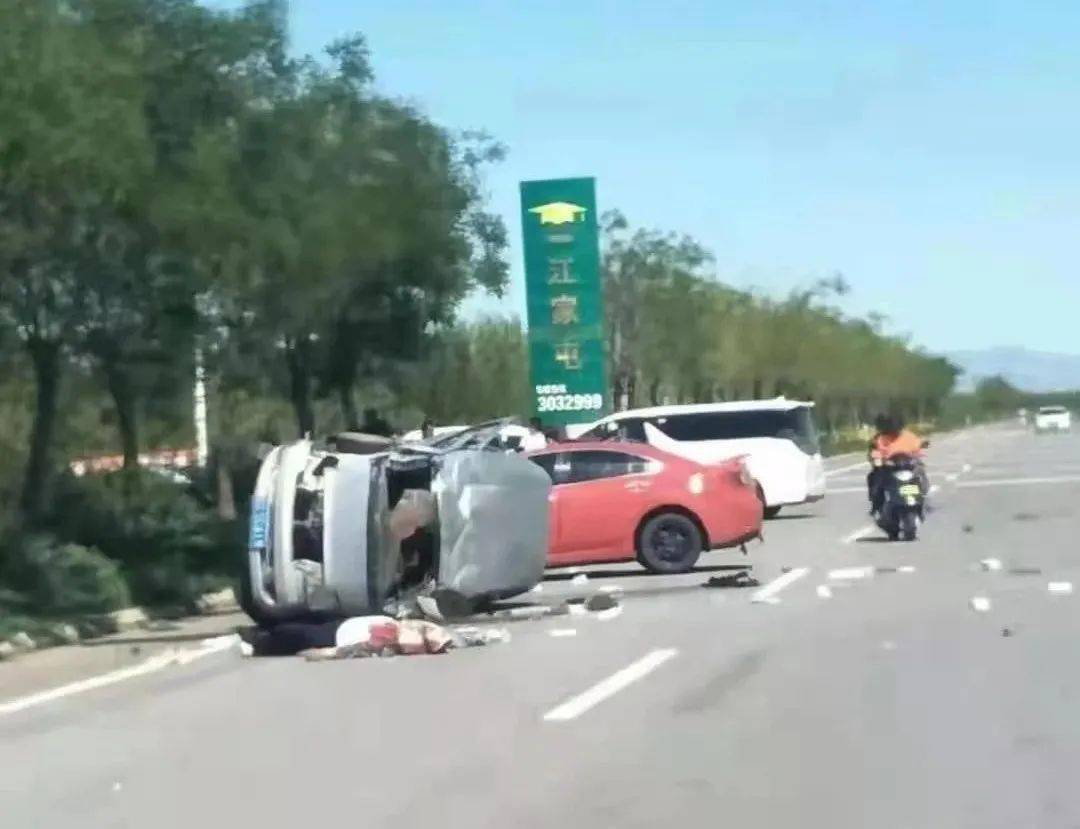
[637,512,704,574]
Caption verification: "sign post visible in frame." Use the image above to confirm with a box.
[520,177,609,428]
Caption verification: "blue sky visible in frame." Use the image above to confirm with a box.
[209,1,1080,354]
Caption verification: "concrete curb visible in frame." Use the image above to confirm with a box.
[0,586,239,662]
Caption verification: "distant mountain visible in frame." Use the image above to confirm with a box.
[947,347,1080,393]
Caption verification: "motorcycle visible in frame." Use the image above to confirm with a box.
[873,453,926,542]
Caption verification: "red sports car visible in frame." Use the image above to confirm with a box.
[527,440,763,573]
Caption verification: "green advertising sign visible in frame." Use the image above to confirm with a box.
[520,177,609,427]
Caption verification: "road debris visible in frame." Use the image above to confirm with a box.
[1013,512,1040,522]
[816,585,833,599]
[414,589,474,622]
[704,571,760,589]
[962,524,975,534]
[549,628,577,638]
[1008,566,1042,576]
[583,592,619,612]
[497,604,564,621]
[452,626,511,647]
[571,573,590,586]
[980,558,1003,572]
[828,567,873,581]
[1048,581,1074,595]
[969,596,992,613]
[875,566,899,574]
[1001,627,1015,638]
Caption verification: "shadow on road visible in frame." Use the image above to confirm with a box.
[544,563,749,582]
[764,513,816,522]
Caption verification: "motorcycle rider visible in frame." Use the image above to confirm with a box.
[867,414,928,515]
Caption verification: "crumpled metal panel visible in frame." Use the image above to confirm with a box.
[432,450,551,599]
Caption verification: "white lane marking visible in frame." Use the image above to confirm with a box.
[543,648,678,722]
[842,523,876,544]
[958,475,1080,489]
[962,464,973,473]
[825,486,866,495]
[549,628,578,638]
[946,473,959,483]
[751,567,810,603]
[970,596,991,613]
[1048,582,1074,595]
[980,558,1003,571]
[816,585,833,599]
[828,566,874,581]
[0,635,237,717]
[826,461,866,477]
[898,565,917,574]
[929,484,941,495]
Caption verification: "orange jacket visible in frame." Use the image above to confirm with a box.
[870,429,924,460]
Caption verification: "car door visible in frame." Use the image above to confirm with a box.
[549,450,655,564]
[528,452,567,557]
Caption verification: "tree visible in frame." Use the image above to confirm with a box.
[0,0,151,517]
[67,0,287,468]
[975,375,1023,415]
[199,36,508,436]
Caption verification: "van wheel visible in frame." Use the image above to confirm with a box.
[637,512,703,574]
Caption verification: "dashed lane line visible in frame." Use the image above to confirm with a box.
[751,567,810,603]
[543,648,679,722]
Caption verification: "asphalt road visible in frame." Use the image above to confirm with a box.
[3,423,1080,828]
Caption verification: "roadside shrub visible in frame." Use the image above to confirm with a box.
[45,470,239,607]
[2,534,130,617]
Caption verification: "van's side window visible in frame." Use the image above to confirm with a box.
[650,408,820,454]
[579,418,647,442]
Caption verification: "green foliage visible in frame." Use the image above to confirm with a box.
[45,471,237,607]
[406,317,529,426]
[0,534,130,617]
[974,375,1024,415]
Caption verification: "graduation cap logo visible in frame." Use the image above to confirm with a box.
[529,201,587,225]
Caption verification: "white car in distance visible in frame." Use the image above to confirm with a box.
[1034,406,1071,433]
